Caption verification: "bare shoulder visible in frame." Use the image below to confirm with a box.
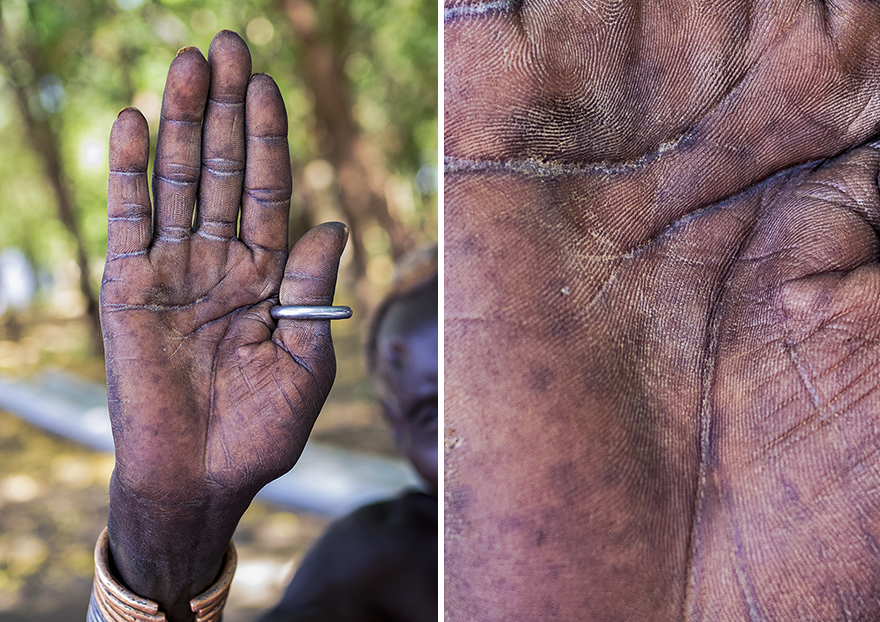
[312,490,437,581]
[260,491,437,622]
[340,491,437,539]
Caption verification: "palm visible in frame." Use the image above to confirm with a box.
[102,252,318,495]
[446,2,880,620]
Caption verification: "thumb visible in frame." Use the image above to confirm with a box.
[273,222,349,395]
[279,221,349,306]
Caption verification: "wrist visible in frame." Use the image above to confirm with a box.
[107,474,249,621]
[91,526,237,622]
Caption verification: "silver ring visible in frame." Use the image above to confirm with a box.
[270,305,353,320]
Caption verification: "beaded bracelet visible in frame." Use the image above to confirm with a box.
[89,526,237,622]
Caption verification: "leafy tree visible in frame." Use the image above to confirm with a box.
[0,0,437,352]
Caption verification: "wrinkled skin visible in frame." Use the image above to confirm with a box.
[445,2,880,620]
[102,31,346,621]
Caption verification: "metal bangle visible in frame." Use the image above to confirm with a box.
[270,305,353,320]
[90,526,237,622]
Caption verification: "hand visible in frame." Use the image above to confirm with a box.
[102,31,346,619]
[446,4,880,620]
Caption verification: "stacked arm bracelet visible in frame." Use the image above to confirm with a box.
[88,527,237,622]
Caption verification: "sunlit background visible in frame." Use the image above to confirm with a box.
[0,0,437,618]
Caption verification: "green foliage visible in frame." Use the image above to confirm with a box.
[0,0,437,292]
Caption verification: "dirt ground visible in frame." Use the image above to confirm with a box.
[0,311,397,621]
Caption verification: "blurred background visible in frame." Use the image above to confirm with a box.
[0,0,437,618]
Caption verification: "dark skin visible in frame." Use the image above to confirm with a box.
[446,2,880,621]
[260,293,438,622]
[373,292,439,494]
[103,31,346,620]
[261,492,437,622]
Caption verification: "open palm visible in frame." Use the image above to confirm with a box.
[445,3,880,620]
[101,31,346,618]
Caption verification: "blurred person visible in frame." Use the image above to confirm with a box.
[260,248,437,622]
[87,30,436,622]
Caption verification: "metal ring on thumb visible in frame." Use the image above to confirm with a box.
[270,305,353,320]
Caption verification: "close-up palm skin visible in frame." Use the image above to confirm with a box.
[445,1,880,620]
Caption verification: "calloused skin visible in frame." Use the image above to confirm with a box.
[103,31,347,621]
[446,2,880,621]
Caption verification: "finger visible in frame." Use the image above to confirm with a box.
[241,73,292,256]
[195,31,251,243]
[273,222,348,389]
[152,47,210,244]
[107,107,152,259]
[278,222,348,307]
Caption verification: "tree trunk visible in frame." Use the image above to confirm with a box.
[280,0,412,306]
[0,9,104,354]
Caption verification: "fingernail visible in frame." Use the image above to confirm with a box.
[117,106,138,118]
[177,46,198,57]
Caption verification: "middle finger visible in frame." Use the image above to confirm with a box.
[195,31,252,245]
[152,47,209,247]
